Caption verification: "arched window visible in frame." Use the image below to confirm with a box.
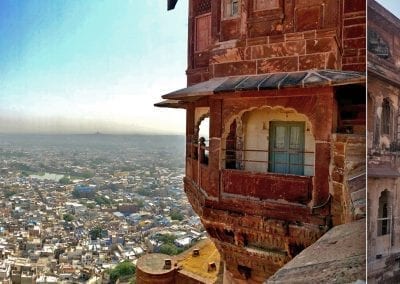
[378,190,391,236]
[227,107,315,176]
[381,99,391,135]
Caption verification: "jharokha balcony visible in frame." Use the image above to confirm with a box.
[184,138,329,226]
[187,140,314,204]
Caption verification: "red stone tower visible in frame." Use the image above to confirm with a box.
[156,0,366,282]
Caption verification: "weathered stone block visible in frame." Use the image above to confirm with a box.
[295,5,322,32]
[213,61,257,77]
[257,57,298,73]
[343,38,366,49]
[343,48,358,57]
[344,17,366,26]
[333,154,345,168]
[331,168,344,183]
[306,38,337,54]
[326,52,338,69]
[252,41,306,59]
[332,182,344,200]
[285,32,304,42]
[299,54,326,70]
[269,34,285,44]
[211,47,245,64]
[344,0,365,13]
[303,30,316,39]
[334,142,345,155]
[344,25,365,39]
[220,18,240,41]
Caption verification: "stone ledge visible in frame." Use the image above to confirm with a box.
[266,219,365,283]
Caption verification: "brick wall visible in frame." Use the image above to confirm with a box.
[187,0,366,86]
[342,0,366,71]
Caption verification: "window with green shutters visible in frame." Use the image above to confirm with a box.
[269,121,305,175]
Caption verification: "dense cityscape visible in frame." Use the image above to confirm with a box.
[0,134,206,283]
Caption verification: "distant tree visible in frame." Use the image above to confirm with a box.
[109,183,119,191]
[20,171,29,177]
[89,226,107,240]
[109,260,136,283]
[59,177,71,185]
[86,203,95,209]
[135,199,144,208]
[170,210,184,221]
[4,189,16,198]
[63,214,74,222]
[155,234,176,244]
[159,243,184,255]
[159,243,178,255]
[16,163,32,172]
[80,171,94,179]
[137,188,151,197]
[94,195,111,206]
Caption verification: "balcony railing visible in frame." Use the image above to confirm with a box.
[222,148,314,176]
[186,140,314,202]
[221,169,312,203]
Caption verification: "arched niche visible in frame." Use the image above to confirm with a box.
[221,106,315,176]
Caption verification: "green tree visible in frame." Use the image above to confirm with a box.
[155,234,176,244]
[4,189,16,198]
[89,226,107,240]
[109,260,136,283]
[159,243,178,255]
[59,177,71,185]
[86,203,95,209]
[159,243,184,255]
[63,214,74,222]
[170,210,184,221]
[80,171,94,179]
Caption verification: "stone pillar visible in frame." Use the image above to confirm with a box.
[209,99,222,198]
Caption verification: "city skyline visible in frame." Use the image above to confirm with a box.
[0,0,188,134]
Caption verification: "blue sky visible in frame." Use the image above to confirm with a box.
[376,0,400,18]
[0,0,188,134]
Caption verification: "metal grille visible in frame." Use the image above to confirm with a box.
[195,0,211,15]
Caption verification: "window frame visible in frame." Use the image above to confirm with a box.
[222,0,241,19]
[268,121,305,176]
[378,190,391,236]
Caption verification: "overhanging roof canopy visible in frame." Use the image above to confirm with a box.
[155,69,365,108]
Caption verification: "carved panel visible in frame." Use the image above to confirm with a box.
[254,0,279,11]
[194,0,212,15]
[195,13,212,52]
[368,29,390,59]
[295,5,323,32]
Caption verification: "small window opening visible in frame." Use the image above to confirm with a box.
[231,0,239,16]
[381,98,391,135]
[224,0,240,18]
[226,120,237,169]
[237,265,251,279]
[378,190,391,236]
[198,117,210,165]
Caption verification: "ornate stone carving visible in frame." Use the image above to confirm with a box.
[368,29,390,59]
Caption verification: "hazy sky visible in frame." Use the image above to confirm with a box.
[0,0,188,134]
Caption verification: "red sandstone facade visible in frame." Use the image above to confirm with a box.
[156,0,366,282]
